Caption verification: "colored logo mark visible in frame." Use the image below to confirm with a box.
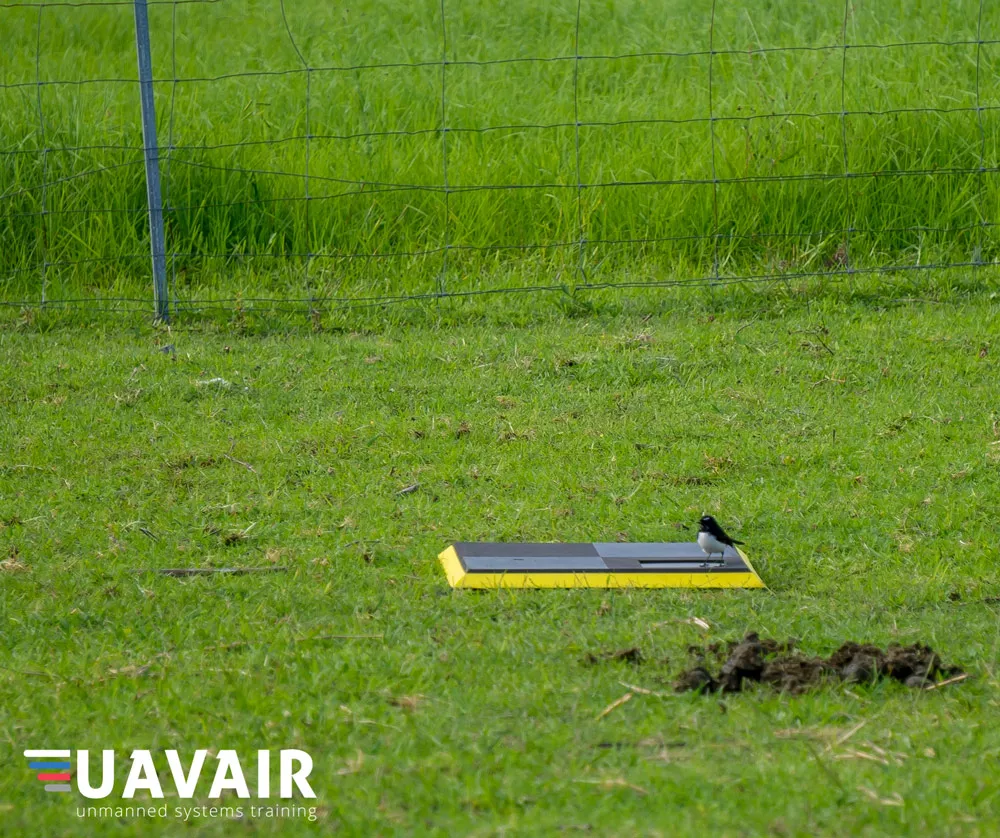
[24,750,72,792]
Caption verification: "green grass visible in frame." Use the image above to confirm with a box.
[3,0,1000,307]
[3,286,1000,835]
[3,1,1000,831]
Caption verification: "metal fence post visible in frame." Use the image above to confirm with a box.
[133,0,169,323]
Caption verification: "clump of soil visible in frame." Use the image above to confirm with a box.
[674,632,963,694]
[584,647,644,665]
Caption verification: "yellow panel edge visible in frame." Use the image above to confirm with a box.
[438,545,468,587]
[736,547,768,589]
[448,571,764,589]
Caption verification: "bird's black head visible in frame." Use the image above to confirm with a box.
[699,515,717,532]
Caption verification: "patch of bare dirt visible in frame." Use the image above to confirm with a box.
[674,632,963,694]
[584,647,644,666]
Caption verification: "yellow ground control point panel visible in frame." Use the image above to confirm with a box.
[439,541,765,589]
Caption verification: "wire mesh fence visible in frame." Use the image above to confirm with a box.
[1,0,999,321]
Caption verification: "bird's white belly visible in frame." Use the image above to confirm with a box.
[697,531,728,556]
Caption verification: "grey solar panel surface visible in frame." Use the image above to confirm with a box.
[452,542,749,574]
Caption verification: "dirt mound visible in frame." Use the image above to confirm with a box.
[675,632,964,694]
[584,647,644,666]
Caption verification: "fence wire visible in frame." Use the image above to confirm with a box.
[1,0,998,320]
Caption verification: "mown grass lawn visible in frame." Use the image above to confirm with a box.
[2,285,1000,836]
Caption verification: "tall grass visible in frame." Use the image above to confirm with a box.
[2,0,999,306]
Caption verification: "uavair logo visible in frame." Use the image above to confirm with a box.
[23,748,315,799]
[25,750,74,792]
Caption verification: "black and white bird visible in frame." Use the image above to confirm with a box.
[697,515,743,560]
